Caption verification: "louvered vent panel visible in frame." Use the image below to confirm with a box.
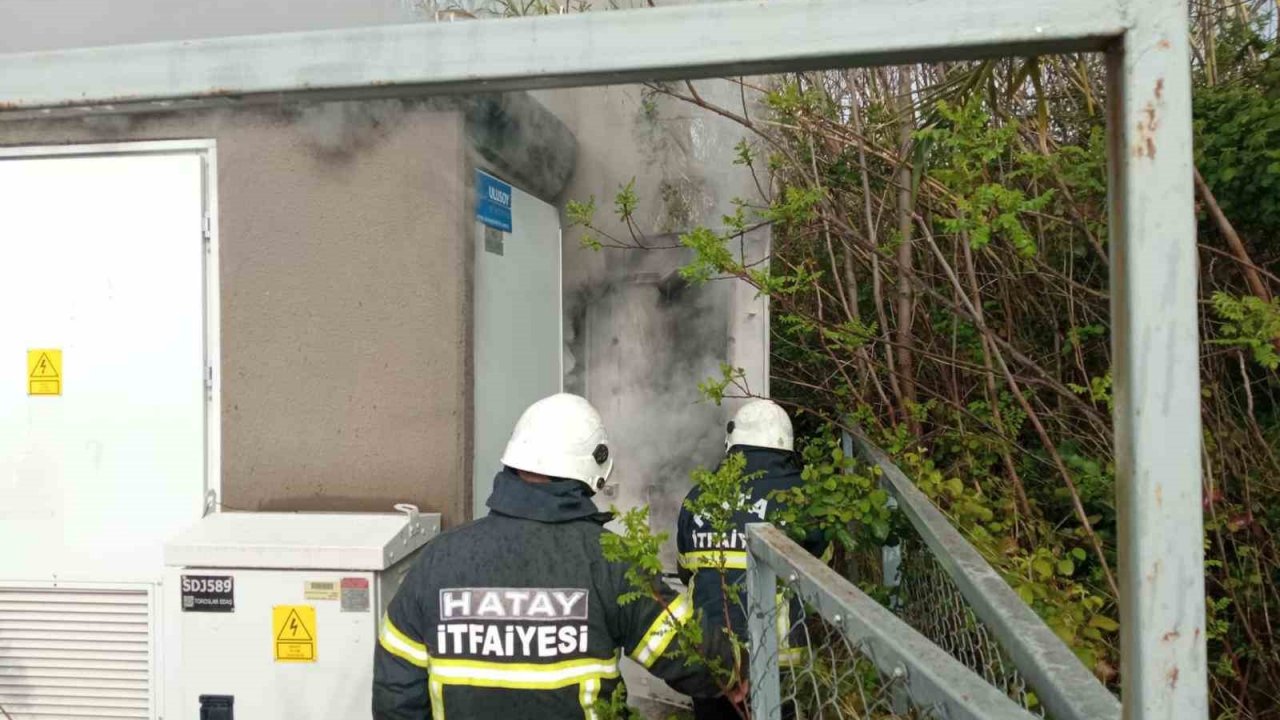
[0,586,151,719]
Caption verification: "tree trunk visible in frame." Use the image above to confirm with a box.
[894,67,920,434]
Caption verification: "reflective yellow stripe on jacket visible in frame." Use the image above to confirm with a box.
[579,675,604,720]
[774,590,810,667]
[428,655,621,689]
[678,549,749,571]
[630,591,694,668]
[427,654,621,720]
[379,616,430,668]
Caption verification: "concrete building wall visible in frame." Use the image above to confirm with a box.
[537,80,770,557]
[0,105,474,527]
[535,79,770,712]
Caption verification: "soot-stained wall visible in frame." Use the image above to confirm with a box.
[539,82,771,569]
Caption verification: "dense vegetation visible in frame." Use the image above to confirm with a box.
[567,3,1280,718]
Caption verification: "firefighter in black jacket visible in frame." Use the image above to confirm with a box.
[676,399,826,720]
[374,393,739,719]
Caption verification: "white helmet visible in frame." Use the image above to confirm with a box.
[501,393,615,493]
[726,399,794,452]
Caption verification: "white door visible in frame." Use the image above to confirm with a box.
[472,173,562,517]
[0,144,213,719]
[0,146,211,585]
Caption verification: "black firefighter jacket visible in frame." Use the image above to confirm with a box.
[676,446,828,664]
[373,470,734,719]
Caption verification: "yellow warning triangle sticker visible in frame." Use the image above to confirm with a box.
[30,353,59,379]
[276,608,314,641]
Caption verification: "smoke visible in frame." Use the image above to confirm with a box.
[294,100,409,161]
[565,244,733,569]
[282,92,574,202]
[79,113,138,137]
[552,78,772,570]
[465,92,577,202]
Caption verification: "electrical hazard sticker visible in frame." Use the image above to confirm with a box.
[272,605,316,662]
[27,349,61,396]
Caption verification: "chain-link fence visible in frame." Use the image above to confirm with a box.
[746,524,1041,720]
[851,434,1121,720]
[741,548,1043,719]
[741,432,1122,720]
[893,534,1041,715]
[749,583,918,720]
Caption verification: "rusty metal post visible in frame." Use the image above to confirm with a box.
[1107,1,1207,718]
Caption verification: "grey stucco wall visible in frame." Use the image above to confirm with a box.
[536,80,770,554]
[0,104,473,527]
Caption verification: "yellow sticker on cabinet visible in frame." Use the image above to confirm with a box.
[273,605,316,662]
[27,349,61,396]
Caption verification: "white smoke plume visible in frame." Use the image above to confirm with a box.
[566,244,735,570]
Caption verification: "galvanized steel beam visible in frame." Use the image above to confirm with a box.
[746,542,781,720]
[0,0,1127,118]
[747,523,1040,720]
[1106,1,1208,718]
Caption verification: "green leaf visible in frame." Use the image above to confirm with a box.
[566,196,597,228]
[1088,615,1120,632]
[613,178,639,221]
[870,520,890,542]
[1057,558,1075,576]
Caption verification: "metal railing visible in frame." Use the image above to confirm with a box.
[747,523,1039,720]
[894,535,1042,712]
[745,434,1121,720]
[846,433,1120,720]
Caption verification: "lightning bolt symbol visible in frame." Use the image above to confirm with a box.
[289,618,299,635]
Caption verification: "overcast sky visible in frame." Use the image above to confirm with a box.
[0,0,422,53]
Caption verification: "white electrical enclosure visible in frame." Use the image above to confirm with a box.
[161,510,439,720]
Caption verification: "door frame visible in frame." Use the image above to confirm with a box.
[0,139,222,513]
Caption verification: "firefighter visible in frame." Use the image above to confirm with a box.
[374,393,740,719]
[676,399,826,720]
